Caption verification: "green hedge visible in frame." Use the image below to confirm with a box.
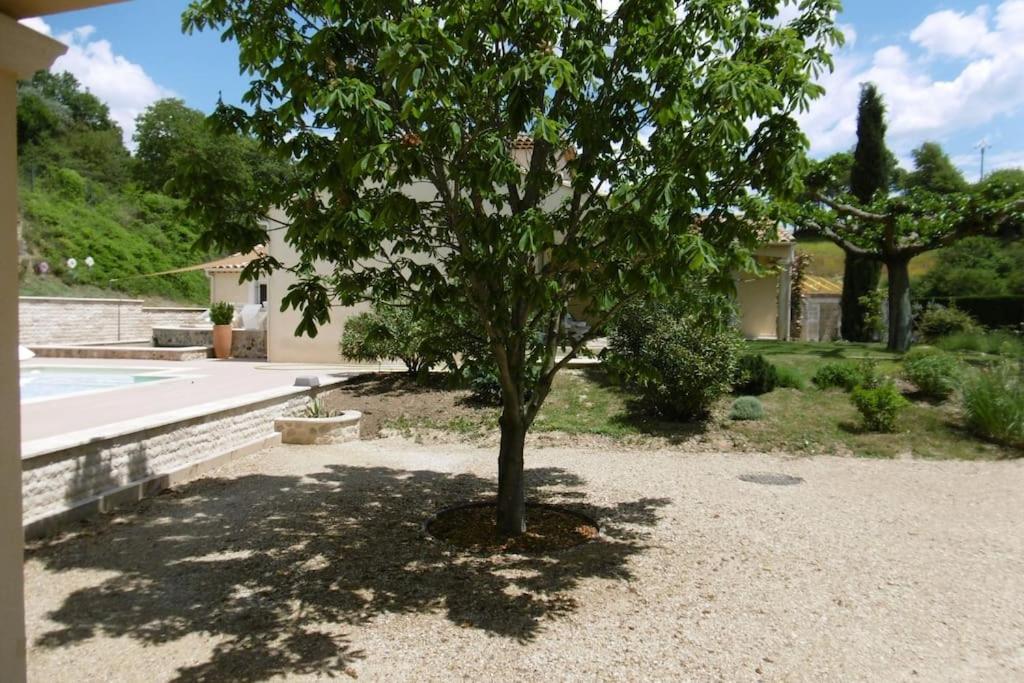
[918,297,1024,329]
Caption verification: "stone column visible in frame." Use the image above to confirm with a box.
[0,14,65,682]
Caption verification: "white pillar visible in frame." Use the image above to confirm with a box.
[0,15,65,682]
[776,249,794,342]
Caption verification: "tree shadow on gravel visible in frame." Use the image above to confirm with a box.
[27,464,669,682]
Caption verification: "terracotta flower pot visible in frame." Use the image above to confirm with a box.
[212,324,233,359]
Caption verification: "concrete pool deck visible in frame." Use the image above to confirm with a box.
[19,357,393,442]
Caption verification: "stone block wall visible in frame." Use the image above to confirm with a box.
[21,385,331,535]
[19,297,211,346]
[19,296,149,345]
[142,307,208,330]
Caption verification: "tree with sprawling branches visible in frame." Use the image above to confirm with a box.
[801,176,1024,352]
[180,0,843,534]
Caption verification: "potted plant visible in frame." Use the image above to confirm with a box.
[209,301,235,359]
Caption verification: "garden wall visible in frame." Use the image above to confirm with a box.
[19,296,208,345]
[21,381,343,537]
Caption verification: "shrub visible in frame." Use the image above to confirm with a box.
[41,167,87,200]
[734,354,778,395]
[606,298,740,420]
[340,304,449,373]
[774,365,806,390]
[851,381,909,432]
[902,354,961,400]
[303,397,338,418]
[812,360,879,391]
[917,304,981,342]
[962,363,1024,449]
[935,331,1024,358]
[730,396,764,421]
[901,345,943,364]
[209,301,235,326]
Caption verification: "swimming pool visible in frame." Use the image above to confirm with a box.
[20,366,178,403]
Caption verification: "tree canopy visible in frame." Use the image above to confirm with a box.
[181,0,843,533]
[904,142,968,195]
[801,108,1024,350]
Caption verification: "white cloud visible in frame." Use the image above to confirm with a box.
[19,16,173,149]
[910,6,991,58]
[798,0,1024,164]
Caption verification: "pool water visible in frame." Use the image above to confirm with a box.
[20,366,173,402]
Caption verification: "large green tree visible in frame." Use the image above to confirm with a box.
[803,167,1023,352]
[182,0,842,534]
[840,83,887,341]
[16,71,131,186]
[904,141,968,195]
[134,98,208,192]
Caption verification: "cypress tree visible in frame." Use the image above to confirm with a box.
[841,84,886,341]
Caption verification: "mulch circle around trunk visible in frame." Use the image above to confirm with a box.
[424,501,600,554]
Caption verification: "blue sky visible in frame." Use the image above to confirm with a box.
[23,0,1024,179]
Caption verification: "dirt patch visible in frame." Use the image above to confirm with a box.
[322,373,494,438]
[426,502,599,554]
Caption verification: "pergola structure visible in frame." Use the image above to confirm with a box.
[0,3,125,680]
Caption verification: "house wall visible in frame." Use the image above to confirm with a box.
[209,271,254,305]
[736,275,779,340]
[736,243,794,340]
[265,209,366,364]
[1,12,69,681]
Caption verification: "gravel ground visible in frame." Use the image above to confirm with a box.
[24,439,1024,682]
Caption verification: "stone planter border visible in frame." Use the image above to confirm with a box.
[274,411,362,445]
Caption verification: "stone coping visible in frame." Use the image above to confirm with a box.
[142,307,208,312]
[19,295,144,304]
[22,375,348,461]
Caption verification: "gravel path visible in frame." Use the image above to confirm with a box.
[24,439,1024,681]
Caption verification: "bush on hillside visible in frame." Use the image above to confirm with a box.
[916,304,981,342]
[730,396,764,421]
[606,298,740,420]
[902,353,961,400]
[851,381,909,433]
[40,167,86,201]
[812,360,879,391]
[962,363,1024,449]
[733,353,778,395]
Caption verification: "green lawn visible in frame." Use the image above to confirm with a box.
[379,341,1021,460]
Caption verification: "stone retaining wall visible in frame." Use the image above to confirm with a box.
[19,297,210,346]
[142,307,208,330]
[19,296,148,345]
[21,382,342,537]
[153,327,267,360]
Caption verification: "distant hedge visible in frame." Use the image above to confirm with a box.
[918,296,1024,329]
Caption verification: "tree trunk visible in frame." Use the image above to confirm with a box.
[495,407,527,535]
[886,257,912,352]
[841,250,882,342]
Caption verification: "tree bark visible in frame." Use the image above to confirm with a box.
[886,256,913,352]
[495,406,527,535]
[841,250,882,342]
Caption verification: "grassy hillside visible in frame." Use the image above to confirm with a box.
[19,175,211,304]
[796,238,939,281]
